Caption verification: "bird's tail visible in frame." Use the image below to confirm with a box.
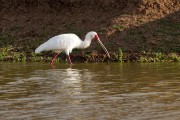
[35,42,46,53]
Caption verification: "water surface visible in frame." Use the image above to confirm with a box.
[0,62,180,120]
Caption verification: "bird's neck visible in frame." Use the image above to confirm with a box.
[78,38,92,49]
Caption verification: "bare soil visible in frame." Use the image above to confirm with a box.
[0,0,180,62]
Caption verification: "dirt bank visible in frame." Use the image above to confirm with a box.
[0,0,180,62]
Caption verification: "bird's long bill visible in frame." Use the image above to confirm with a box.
[97,38,110,58]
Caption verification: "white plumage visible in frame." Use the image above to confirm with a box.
[35,31,110,65]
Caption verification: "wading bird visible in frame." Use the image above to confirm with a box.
[35,31,110,65]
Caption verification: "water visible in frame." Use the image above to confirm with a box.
[0,62,180,120]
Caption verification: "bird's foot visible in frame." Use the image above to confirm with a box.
[50,62,56,68]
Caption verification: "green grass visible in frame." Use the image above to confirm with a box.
[138,51,180,62]
[115,48,123,62]
[0,45,179,63]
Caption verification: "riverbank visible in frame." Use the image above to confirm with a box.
[0,45,179,63]
[0,0,180,63]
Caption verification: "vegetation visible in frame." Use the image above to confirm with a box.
[0,44,179,63]
[115,48,123,62]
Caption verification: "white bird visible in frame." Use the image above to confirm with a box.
[35,31,110,65]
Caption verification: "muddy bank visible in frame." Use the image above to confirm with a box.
[0,45,179,63]
[0,0,180,62]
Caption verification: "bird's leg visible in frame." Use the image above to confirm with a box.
[50,53,59,65]
[67,55,73,65]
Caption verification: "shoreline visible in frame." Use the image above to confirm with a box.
[1,1,179,63]
[0,45,179,63]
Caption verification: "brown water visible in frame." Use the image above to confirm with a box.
[0,62,180,120]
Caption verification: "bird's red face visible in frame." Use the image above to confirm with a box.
[94,34,99,40]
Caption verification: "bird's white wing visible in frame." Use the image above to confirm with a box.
[35,33,82,53]
[45,34,82,51]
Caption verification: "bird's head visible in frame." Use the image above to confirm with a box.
[85,31,98,40]
[86,31,110,58]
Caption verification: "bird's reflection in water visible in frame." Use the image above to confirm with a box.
[42,67,95,104]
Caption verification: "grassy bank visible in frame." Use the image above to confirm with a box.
[0,45,179,63]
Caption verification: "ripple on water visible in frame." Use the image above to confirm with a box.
[0,63,180,120]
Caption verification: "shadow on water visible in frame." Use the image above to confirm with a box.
[0,62,180,119]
